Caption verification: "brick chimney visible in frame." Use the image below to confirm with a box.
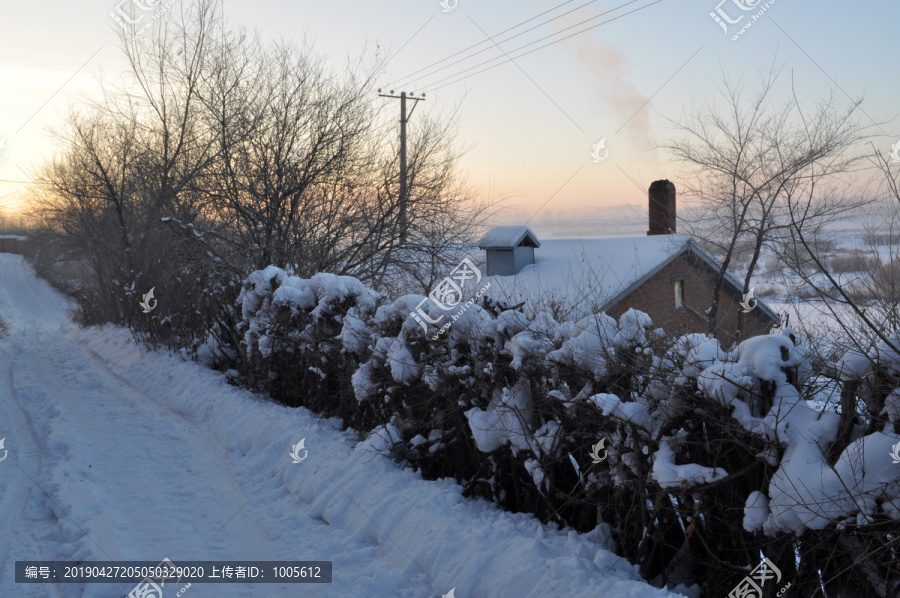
[647,179,676,235]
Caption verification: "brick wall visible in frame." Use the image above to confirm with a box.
[605,253,773,345]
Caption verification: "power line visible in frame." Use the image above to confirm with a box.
[389,0,601,89]
[423,0,659,92]
[615,44,703,134]
[396,0,642,91]
[426,0,665,92]
[467,15,584,133]
[389,0,583,86]
[385,16,435,66]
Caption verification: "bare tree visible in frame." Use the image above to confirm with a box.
[665,61,871,343]
[27,0,485,348]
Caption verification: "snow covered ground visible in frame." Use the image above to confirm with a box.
[0,253,679,598]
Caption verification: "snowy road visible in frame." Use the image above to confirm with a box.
[0,254,678,598]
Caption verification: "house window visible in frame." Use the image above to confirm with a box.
[674,280,684,308]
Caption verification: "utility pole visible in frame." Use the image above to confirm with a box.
[378,89,425,245]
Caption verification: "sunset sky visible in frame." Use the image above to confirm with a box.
[1,0,898,224]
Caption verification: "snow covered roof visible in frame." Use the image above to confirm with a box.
[483,234,778,321]
[478,225,541,250]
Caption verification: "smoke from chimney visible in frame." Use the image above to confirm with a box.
[647,179,676,235]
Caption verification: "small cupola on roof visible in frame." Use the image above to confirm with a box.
[478,225,541,276]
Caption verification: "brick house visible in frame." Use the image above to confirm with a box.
[597,235,779,343]
[481,180,779,344]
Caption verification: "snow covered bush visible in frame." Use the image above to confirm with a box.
[226,266,900,597]
[235,267,380,419]
[583,327,900,596]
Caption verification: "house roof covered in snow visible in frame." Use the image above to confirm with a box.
[478,225,541,250]
[482,234,778,322]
